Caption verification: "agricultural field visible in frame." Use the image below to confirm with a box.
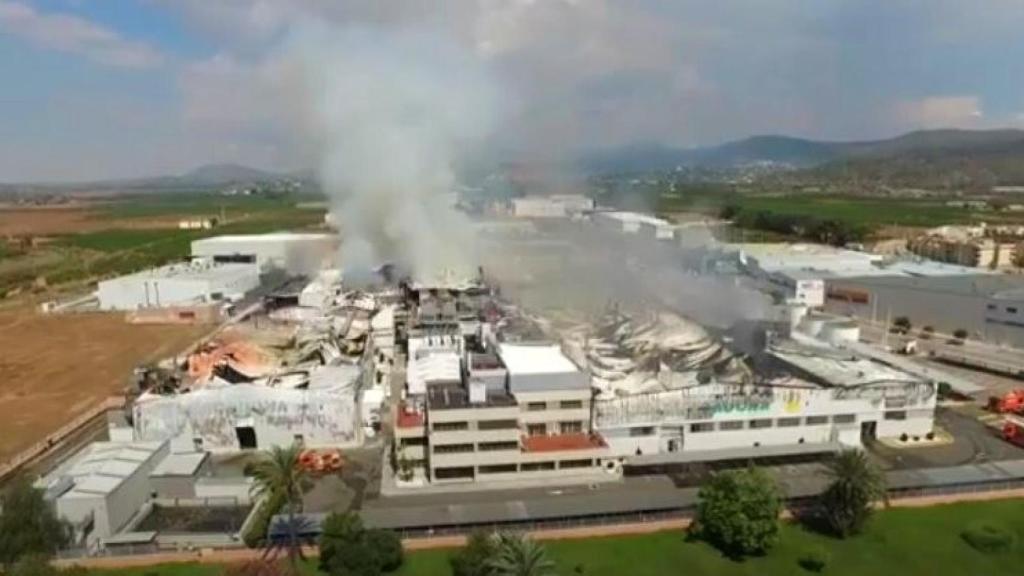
[0,306,208,462]
[0,192,326,298]
[93,498,1024,576]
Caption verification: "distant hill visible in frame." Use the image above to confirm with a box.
[581,129,1024,187]
[179,163,280,186]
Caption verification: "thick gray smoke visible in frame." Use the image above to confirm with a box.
[286,24,497,282]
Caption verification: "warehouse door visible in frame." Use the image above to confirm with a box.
[236,426,257,450]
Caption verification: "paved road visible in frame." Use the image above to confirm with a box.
[859,320,1024,380]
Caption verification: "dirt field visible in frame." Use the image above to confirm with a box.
[0,205,190,236]
[0,307,209,461]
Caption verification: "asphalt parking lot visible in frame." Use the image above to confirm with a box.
[868,406,1024,470]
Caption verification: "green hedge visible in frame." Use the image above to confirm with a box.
[961,522,1016,554]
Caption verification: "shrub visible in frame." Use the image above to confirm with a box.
[366,529,403,572]
[692,467,782,557]
[450,531,498,576]
[961,522,1016,554]
[937,382,952,398]
[798,546,830,573]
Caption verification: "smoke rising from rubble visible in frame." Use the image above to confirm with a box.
[286,24,498,282]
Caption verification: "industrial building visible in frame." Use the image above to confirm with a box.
[510,194,594,218]
[593,310,937,461]
[96,260,260,311]
[37,440,169,546]
[396,339,608,484]
[825,273,1024,347]
[594,211,675,240]
[395,282,609,485]
[191,233,339,276]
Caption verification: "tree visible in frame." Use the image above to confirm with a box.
[819,450,886,538]
[953,328,969,342]
[691,467,782,558]
[892,316,911,334]
[319,512,404,576]
[0,478,70,568]
[488,533,556,576]
[247,443,311,571]
[365,529,403,572]
[450,531,499,576]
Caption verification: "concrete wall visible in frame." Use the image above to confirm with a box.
[134,383,359,453]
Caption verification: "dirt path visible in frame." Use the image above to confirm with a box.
[56,487,1024,570]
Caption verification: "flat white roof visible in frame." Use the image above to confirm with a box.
[193,232,336,245]
[56,440,165,498]
[102,261,256,284]
[498,343,580,375]
[150,452,207,477]
[600,211,673,228]
[407,352,462,395]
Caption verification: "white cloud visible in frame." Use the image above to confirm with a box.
[0,1,162,68]
[894,96,984,129]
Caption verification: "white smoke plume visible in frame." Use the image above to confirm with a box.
[284,23,498,283]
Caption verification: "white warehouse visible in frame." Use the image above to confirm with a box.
[97,260,260,311]
[191,233,339,276]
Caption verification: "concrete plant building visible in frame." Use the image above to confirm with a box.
[191,233,339,276]
[97,260,259,311]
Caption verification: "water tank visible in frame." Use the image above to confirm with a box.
[820,320,860,346]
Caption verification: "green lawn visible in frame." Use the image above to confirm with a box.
[91,498,1024,576]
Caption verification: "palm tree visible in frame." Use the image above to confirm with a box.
[488,533,557,576]
[248,443,311,571]
[819,449,887,538]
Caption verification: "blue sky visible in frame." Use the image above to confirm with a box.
[1,0,1023,182]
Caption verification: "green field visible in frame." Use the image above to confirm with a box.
[0,193,325,298]
[93,498,1024,576]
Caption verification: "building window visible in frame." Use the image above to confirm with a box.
[526,402,547,411]
[478,441,519,451]
[559,400,583,409]
[432,421,469,432]
[527,424,547,437]
[559,459,593,469]
[805,415,829,426]
[434,467,474,480]
[833,414,857,424]
[400,437,426,447]
[987,303,997,310]
[777,417,801,428]
[719,420,744,431]
[520,461,556,472]
[1009,307,1019,314]
[749,419,773,429]
[630,426,655,437]
[478,464,517,474]
[559,421,584,434]
[884,410,907,421]
[690,422,715,433]
[433,443,474,454]
[478,419,518,430]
